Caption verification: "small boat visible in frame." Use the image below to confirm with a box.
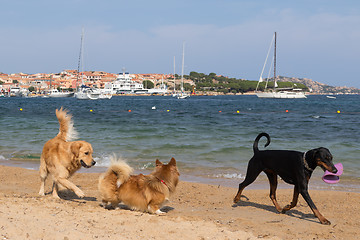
[99,89,112,99]
[48,89,74,98]
[9,87,21,97]
[177,93,189,99]
[326,95,336,99]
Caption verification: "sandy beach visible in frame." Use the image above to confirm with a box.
[0,165,359,240]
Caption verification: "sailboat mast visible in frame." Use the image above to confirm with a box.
[256,34,275,92]
[173,56,176,92]
[181,42,185,92]
[50,74,52,90]
[77,28,84,90]
[273,31,277,90]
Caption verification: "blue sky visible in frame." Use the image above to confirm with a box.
[1,0,360,87]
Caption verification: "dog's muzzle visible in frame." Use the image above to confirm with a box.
[330,167,338,174]
[321,164,337,173]
[81,160,96,168]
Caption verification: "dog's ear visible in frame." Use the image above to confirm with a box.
[307,149,317,160]
[156,159,163,167]
[169,157,176,166]
[71,142,83,158]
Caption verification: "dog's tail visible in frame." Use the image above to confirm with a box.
[101,156,133,188]
[55,107,78,142]
[253,132,271,153]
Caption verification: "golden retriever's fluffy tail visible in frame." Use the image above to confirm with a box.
[55,107,78,142]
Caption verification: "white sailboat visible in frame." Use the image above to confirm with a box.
[256,32,307,99]
[171,56,178,97]
[75,85,101,100]
[177,42,189,99]
[74,28,100,100]
[148,77,167,95]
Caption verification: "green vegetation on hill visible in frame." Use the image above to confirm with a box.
[184,71,308,94]
[143,80,154,89]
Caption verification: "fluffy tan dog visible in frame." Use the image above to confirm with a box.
[39,107,96,198]
[98,157,180,214]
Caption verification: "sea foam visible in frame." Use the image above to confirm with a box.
[213,173,244,179]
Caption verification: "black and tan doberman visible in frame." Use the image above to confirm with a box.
[233,133,337,224]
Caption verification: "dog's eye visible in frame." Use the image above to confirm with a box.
[85,152,89,155]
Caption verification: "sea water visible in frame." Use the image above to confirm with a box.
[0,95,359,191]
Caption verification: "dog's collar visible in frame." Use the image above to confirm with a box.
[156,176,168,187]
[303,151,314,172]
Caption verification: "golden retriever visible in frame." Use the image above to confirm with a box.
[98,157,179,214]
[38,107,96,198]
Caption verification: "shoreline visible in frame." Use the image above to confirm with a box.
[2,158,360,193]
[1,164,360,239]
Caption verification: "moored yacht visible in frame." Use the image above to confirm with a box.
[255,32,307,99]
[104,72,146,94]
[47,89,74,98]
[74,85,101,100]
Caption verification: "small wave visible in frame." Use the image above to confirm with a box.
[93,154,113,167]
[25,167,37,170]
[94,153,155,171]
[139,162,154,170]
[0,155,7,161]
[212,173,244,179]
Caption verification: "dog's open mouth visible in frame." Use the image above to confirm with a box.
[320,165,327,172]
[81,160,91,168]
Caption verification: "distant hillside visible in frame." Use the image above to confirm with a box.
[276,76,360,94]
[183,71,360,94]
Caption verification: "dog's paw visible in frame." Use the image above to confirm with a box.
[233,196,240,203]
[76,190,85,198]
[321,219,331,225]
[281,205,291,213]
[155,209,166,215]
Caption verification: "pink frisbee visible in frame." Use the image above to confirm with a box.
[322,163,343,184]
